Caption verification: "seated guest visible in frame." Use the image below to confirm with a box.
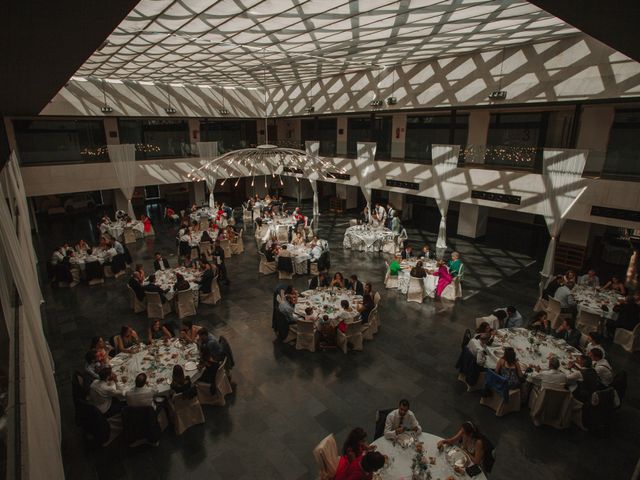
[567,355,601,403]
[277,244,292,258]
[261,243,276,262]
[554,280,576,312]
[85,248,99,263]
[104,243,118,262]
[198,262,215,293]
[448,251,462,277]
[578,269,600,288]
[128,273,145,302]
[466,333,490,367]
[529,311,552,334]
[89,367,123,418]
[197,328,223,357]
[433,260,453,298]
[564,269,577,289]
[383,399,422,440]
[292,231,305,246]
[410,260,427,278]
[51,246,66,265]
[495,347,523,389]
[335,451,385,480]
[603,275,626,295]
[180,320,201,343]
[348,274,364,296]
[542,274,564,300]
[530,357,567,388]
[609,293,640,335]
[309,240,323,261]
[201,229,213,244]
[75,239,90,253]
[417,244,433,260]
[316,314,335,346]
[148,319,171,343]
[337,299,356,330]
[134,263,145,282]
[153,252,170,271]
[278,293,298,325]
[357,283,375,323]
[144,275,169,303]
[309,272,330,290]
[90,336,113,363]
[476,322,494,336]
[85,350,100,380]
[388,255,402,277]
[589,347,613,387]
[401,244,413,260]
[199,351,222,384]
[554,317,581,349]
[335,428,374,479]
[331,272,346,289]
[496,306,523,329]
[173,272,190,292]
[171,365,196,397]
[125,373,158,409]
[437,422,487,472]
[115,325,139,354]
[585,331,606,358]
[303,306,317,324]
[360,206,370,224]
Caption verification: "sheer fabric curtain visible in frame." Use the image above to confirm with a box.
[197,142,219,207]
[0,152,64,479]
[107,144,136,218]
[540,149,588,278]
[431,145,461,251]
[355,142,377,221]
[305,141,320,220]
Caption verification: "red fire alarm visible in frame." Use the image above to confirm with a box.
[193,130,199,139]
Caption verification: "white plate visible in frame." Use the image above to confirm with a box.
[110,357,124,366]
[184,361,197,371]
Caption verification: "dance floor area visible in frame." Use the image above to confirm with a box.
[35,211,640,480]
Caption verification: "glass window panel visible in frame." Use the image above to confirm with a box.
[301,118,337,156]
[200,120,258,153]
[405,113,468,163]
[347,116,391,160]
[13,119,107,165]
[119,119,191,160]
[604,109,640,177]
[486,112,543,168]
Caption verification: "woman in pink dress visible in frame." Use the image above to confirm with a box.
[433,260,453,297]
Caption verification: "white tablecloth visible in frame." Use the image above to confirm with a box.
[343,225,396,252]
[285,244,312,274]
[102,220,144,240]
[571,285,621,319]
[485,328,581,372]
[262,216,297,242]
[396,259,439,294]
[190,207,217,222]
[110,339,201,394]
[70,249,109,269]
[371,432,487,480]
[152,267,201,301]
[297,288,362,323]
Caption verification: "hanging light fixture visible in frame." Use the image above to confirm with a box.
[100,79,113,113]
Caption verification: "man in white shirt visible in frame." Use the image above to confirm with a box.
[529,357,567,388]
[589,347,613,387]
[578,269,600,288]
[51,247,65,265]
[125,373,158,409]
[384,399,422,440]
[85,249,99,263]
[466,333,490,367]
[113,240,125,255]
[89,367,123,417]
[498,306,524,329]
[554,283,576,311]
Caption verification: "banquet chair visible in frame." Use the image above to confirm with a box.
[277,257,294,280]
[230,229,244,255]
[336,320,364,354]
[313,434,339,480]
[176,289,197,319]
[123,226,137,244]
[533,296,549,313]
[373,291,381,306]
[127,285,146,314]
[476,314,500,331]
[190,245,200,260]
[407,276,425,303]
[167,392,205,435]
[384,261,398,289]
[295,320,317,352]
[85,261,104,286]
[276,225,289,243]
[441,277,462,301]
[199,241,213,261]
[479,370,522,417]
[363,306,379,340]
[196,358,233,407]
[111,254,127,278]
[349,219,358,227]
[200,274,221,305]
[122,406,162,447]
[242,208,253,226]
[613,323,640,353]
[258,252,276,275]
[529,385,573,429]
[219,239,232,259]
[199,218,209,230]
[546,297,565,329]
[576,310,602,335]
[382,239,396,254]
[103,263,115,278]
[145,291,171,319]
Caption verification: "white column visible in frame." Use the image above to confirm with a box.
[457,203,488,238]
[576,106,615,173]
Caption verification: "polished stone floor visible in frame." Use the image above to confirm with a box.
[35,208,640,480]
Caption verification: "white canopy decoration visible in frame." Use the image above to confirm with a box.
[431,145,461,251]
[305,141,320,222]
[107,144,136,218]
[0,152,64,479]
[197,141,219,207]
[540,149,589,278]
[355,142,376,222]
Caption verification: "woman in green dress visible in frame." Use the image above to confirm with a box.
[389,255,402,276]
[448,251,462,278]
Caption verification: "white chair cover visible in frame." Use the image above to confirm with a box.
[176,289,197,319]
[295,320,317,352]
[407,276,424,303]
[336,320,364,354]
[128,285,146,313]
[313,434,339,480]
[168,393,205,435]
[145,291,171,319]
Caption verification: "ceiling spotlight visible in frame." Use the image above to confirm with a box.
[164,107,177,114]
[305,106,315,114]
[219,108,229,115]
[488,90,507,101]
[370,99,383,107]
[100,106,113,114]
[386,97,397,106]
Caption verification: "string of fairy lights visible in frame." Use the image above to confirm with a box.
[461,145,538,164]
[80,143,161,156]
[188,145,348,189]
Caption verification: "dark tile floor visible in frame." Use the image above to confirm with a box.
[35,210,640,480]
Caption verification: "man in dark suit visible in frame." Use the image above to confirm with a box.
[553,317,581,349]
[309,272,329,290]
[153,252,170,272]
[348,274,365,296]
[128,274,145,301]
[213,241,229,285]
[144,274,168,303]
[173,273,190,292]
[198,262,215,294]
[416,244,433,260]
[401,245,413,260]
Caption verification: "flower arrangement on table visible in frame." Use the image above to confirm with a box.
[411,442,433,480]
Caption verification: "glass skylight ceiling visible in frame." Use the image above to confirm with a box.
[75,0,578,88]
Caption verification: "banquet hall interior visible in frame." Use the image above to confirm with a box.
[2,1,640,479]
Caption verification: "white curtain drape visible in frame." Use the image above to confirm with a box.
[355,142,376,221]
[197,142,219,207]
[0,152,64,480]
[305,141,320,221]
[431,145,460,250]
[107,144,136,218]
[540,149,588,278]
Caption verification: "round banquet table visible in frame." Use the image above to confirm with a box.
[297,288,362,323]
[343,225,396,252]
[371,432,487,480]
[190,207,217,222]
[70,249,109,269]
[152,267,201,301]
[571,285,621,320]
[103,220,144,240]
[110,339,202,394]
[286,244,312,274]
[396,259,439,295]
[262,215,297,242]
[485,328,582,373]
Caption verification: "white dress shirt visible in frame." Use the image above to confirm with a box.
[554,285,576,309]
[125,385,158,409]
[89,379,122,413]
[578,274,600,288]
[466,337,488,366]
[114,241,125,255]
[384,409,422,439]
[51,250,65,265]
[529,368,567,388]
[593,359,613,386]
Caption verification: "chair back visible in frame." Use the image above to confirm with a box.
[531,385,572,428]
[296,319,315,334]
[177,289,196,318]
[313,434,339,480]
[277,256,294,273]
[200,241,213,258]
[145,291,165,318]
[344,320,362,336]
[576,310,602,333]
[219,238,232,257]
[123,226,136,244]
[199,218,209,230]
[373,291,381,305]
[170,392,205,435]
[547,296,562,315]
[276,225,289,243]
[85,261,103,281]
